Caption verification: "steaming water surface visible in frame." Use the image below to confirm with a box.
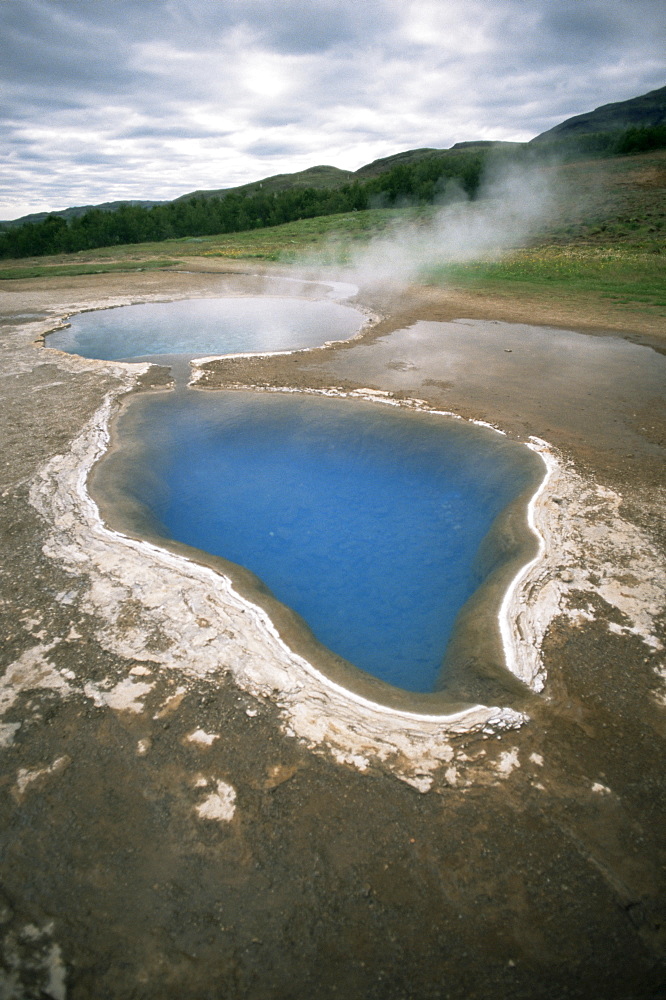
[52,297,542,695]
[50,296,364,361]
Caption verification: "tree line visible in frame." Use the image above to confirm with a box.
[528,123,666,161]
[0,153,484,259]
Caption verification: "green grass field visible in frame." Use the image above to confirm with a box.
[424,246,666,313]
[0,209,407,276]
[0,258,183,280]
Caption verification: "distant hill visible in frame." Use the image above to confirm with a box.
[354,148,441,178]
[352,142,519,178]
[0,167,354,228]
[174,164,355,203]
[531,85,666,142]
[1,199,165,230]
[449,140,521,151]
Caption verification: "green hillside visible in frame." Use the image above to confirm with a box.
[354,142,518,178]
[175,164,355,202]
[532,84,666,142]
[0,198,165,230]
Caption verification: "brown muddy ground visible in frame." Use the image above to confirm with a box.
[0,265,665,1000]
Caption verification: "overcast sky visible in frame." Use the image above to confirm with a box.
[1,0,664,220]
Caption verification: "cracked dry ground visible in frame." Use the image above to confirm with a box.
[0,267,665,1000]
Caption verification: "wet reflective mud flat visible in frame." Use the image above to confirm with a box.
[0,267,665,1000]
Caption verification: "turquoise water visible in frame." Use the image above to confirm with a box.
[49,296,364,362]
[119,391,537,693]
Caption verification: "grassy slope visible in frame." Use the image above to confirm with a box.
[364,150,664,322]
[424,151,666,318]
[0,208,407,276]
[531,84,666,141]
[1,150,664,325]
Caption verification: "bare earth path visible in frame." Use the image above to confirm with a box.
[0,265,664,1000]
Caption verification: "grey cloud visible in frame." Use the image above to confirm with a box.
[250,108,314,129]
[243,141,304,157]
[55,0,398,55]
[511,0,664,70]
[0,2,138,92]
[0,144,53,160]
[1,0,664,217]
[540,4,626,46]
[118,124,231,141]
[538,0,664,46]
[67,152,136,166]
[230,0,397,54]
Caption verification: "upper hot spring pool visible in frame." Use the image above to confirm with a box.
[48,296,365,363]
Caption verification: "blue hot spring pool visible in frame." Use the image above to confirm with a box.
[104,390,540,694]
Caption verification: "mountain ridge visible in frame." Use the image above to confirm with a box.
[531,84,666,142]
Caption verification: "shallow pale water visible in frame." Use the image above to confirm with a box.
[318,318,666,460]
[112,391,538,693]
[49,296,365,362]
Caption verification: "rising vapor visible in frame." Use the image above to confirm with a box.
[321,159,561,290]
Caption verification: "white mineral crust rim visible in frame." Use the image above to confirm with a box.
[499,436,555,691]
